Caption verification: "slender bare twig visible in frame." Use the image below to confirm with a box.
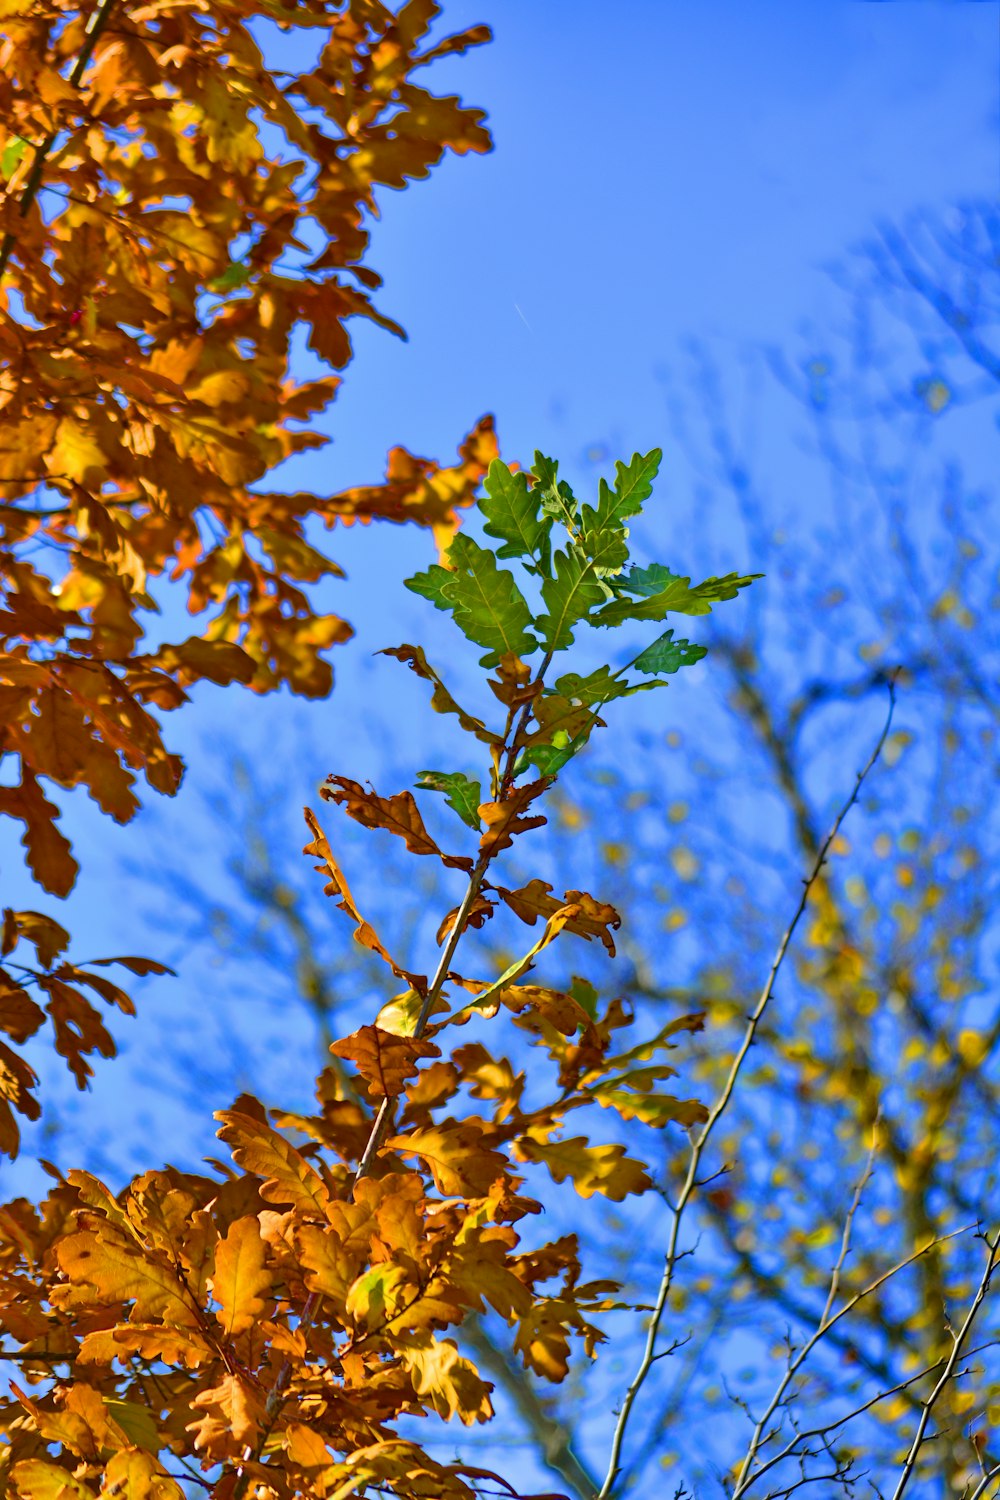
[595,680,897,1500]
[731,1238,984,1497]
[890,1230,1000,1500]
[967,1462,1000,1500]
[732,1122,881,1494]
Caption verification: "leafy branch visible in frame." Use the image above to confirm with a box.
[0,0,119,280]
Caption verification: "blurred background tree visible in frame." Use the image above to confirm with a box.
[23,199,997,1498]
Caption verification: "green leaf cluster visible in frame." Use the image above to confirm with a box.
[396,448,761,824]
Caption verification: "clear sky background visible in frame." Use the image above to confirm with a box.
[4,0,997,1194]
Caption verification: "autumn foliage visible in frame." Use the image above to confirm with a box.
[0,419,757,1499]
[10,6,980,1498]
[0,0,499,1155]
[0,0,496,900]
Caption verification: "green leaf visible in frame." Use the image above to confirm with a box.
[102,1398,162,1454]
[553,666,659,705]
[532,452,579,533]
[569,975,599,1020]
[521,737,581,777]
[416,770,483,830]
[615,562,685,598]
[1,136,28,180]
[537,549,606,650]
[481,460,551,560]
[580,526,629,574]
[406,533,538,667]
[405,561,455,613]
[208,261,252,292]
[594,563,761,626]
[583,449,662,533]
[633,629,708,675]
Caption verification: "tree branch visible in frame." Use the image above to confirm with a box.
[595,679,897,1500]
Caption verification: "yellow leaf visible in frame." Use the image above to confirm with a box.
[211,1215,274,1336]
[48,419,107,486]
[401,1337,493,1424]
[957,1029,988,1067]
[100,1451,183,1499]
[11,1462,94,1500]
[188,371,251,407]
[515,1136,653,1200]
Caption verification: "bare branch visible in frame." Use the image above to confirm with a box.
[595,680,898,1500]
[890,1229,1000,1500]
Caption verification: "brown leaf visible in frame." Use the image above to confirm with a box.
[321,775,472,871]
[0,768,78,896]
[1,908,70,967]
[379,644,502,746]
[302,807,422,987]
[478,779,551,857]
[488,653,540,709]
[494,878,622,955]
[329,1025,440,1099]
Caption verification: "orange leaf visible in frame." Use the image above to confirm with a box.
[478,779,551,857]
[211,1215,274,1336]
[215,1107,332,1216]
[329,1024,439,1099]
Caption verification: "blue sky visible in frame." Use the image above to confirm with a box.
[4,0,997,1193]
[2,5,998,1496]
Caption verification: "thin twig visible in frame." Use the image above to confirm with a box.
[732,1253,987,1497]
[967,1462,1000,1500]
[595,678,898,1500]
[890,1230,1000,1500]
[732,1120,881,1494]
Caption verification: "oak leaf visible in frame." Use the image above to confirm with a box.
[215,1107,332,1216]
[10,1461,93,1500]
[401,1336,494,1424]
[303,808,421,985]
[387,1121,510,1198]
[54,1230,199,1326]
[329,1025,440,1099]
[100,1450,183,1500]
[478,779,551,856]
[494,878,622,954]
[211,1215,274,1336]
[322,776,472,870]
[514,1136,653,1201]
